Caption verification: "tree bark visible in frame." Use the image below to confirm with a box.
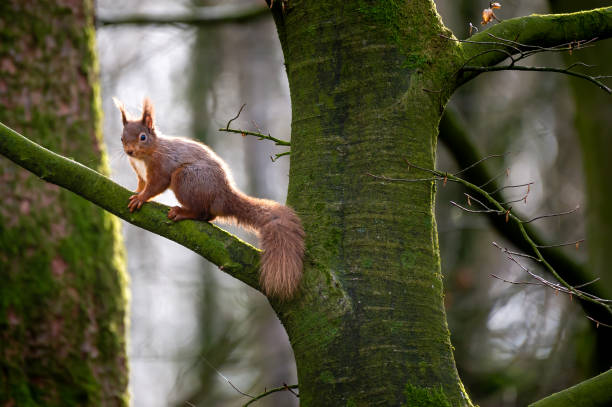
[0,1,128,405]
[270,1,471,405]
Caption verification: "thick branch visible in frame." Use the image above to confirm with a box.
[459,7,612,83]
[0,122,261,291]
[96,4,269,27]
[528,368,612,407]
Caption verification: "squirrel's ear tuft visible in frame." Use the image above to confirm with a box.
[141,98,154,130]
[112,97,128,126]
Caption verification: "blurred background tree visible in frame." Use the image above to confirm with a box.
[0,0,129,405]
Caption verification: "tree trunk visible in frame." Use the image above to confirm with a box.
[270,1,471,405]
[0,1,129,405]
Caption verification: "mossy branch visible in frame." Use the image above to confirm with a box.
[528,368,612,407]
[0,122,261,291]
[458,6,612,83]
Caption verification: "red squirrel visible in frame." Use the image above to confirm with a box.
[114,98,304,300]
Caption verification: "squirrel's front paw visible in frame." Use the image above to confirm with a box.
[128,194,146,212]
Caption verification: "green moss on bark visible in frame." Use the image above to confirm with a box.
[273,0,471,405]
[403,383,452,407]
[0,0,129,405]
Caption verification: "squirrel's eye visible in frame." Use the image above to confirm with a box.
[139,133,146,141]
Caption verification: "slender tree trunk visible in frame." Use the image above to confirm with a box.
[0,1,129,405]
[270,1,470,405]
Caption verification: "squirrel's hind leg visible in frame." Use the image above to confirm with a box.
[169,165,216,222]
[168,205,214,222]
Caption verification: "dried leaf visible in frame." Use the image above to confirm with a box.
[481,8,494,25]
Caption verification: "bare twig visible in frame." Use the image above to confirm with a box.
[225,104,247,130]
[522,205,580,224]
[491,241,541,262]
[451,200,503,214]
[586,316,612,329]
[536,239,585,249]
[219,128,291,146]
[462,64,612,94]
[201,357,254,399]
[219,105,291,157]
[479,169,508,188]
[490,182,534,195]
[271,151,291,162]
[242,384,299,407]
[453,153,506,176]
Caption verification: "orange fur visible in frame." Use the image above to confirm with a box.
[116,98,304,299]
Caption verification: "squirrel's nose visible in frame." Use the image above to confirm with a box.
[126,149,134,156]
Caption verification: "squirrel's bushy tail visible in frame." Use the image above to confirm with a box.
[224,193,305,300]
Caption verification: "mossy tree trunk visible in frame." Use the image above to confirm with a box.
[271,1,470,405]
[268,1,612,405]
[0,1,129,405]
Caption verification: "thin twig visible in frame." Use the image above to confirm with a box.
[451,201,503,214]
[492,241,541,262]
[536,239,585,249]
[242,384,299,407]
[586,316,612,329]
[462,65,612,94]
[201,357,254,399]
[479,169,507,188]
[490,182,534,195]
[225,104,247,130]
[500,194,529,205]
[464,193,495,211]
[271,151,291,162]
[490,273,547,287]
[574,278,601,289]
[522,205,580,224]
[453,153,506,176]
[219,128,291,146]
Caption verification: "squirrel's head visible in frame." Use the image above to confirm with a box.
[113,97,157,159]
